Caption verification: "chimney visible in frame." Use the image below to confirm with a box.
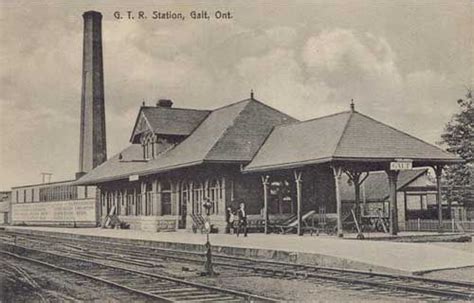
[156,99,173,108]
[77,11,107,178]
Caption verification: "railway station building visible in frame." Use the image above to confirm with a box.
[77,96,462,236]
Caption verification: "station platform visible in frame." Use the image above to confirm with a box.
[4,226,474,275]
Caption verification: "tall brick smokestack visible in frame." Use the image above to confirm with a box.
[77,11,107,179]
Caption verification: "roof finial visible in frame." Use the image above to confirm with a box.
[142,100,146,107]
[350,99,355,112]
[250,89,254,100]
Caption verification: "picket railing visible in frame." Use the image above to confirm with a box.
[405,219,474,232]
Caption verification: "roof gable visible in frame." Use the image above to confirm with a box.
[130,106,210,143]
[130,111,154,142]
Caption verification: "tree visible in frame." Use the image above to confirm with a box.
[439,89,473,209]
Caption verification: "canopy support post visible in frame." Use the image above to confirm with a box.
[386,169,399,235]
[332,165,343,237]
[294,170,303,236]
[433,165,444,231]
[261,175,270,234]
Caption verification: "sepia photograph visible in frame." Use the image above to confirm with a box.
[0,0,473,302]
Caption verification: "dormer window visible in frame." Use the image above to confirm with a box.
[141,133,157,160]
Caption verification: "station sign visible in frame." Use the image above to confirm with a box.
[390,159,413,171]
[129,174,139,182]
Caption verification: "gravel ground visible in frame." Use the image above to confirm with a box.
[95,252,437,302]
[4,235,473,302]
[0,254,153,302]
[193,274,433,302]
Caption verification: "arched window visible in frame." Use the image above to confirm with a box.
[192,181,203,215]
[180,181,190,216]
[126,189,134,216]
[145,182,153,215]
[151,134,157,159]
[208,179,220,215]
[135,187,142,216]
[106,191,112,215]
[161,180,172,215]
[101,192,106,208]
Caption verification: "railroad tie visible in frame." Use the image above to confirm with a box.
[148,287,198,295]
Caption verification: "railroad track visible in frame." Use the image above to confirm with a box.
[3,230,474,301]
[0,242,276,302]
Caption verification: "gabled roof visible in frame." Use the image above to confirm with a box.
[77,99,297,185]
[130,106,210,143]
[340,168,430,202]
[244,110,462,172]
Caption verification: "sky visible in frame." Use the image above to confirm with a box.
[0,0,472,189]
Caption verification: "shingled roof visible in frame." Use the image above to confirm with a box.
[130,106,210,143]
[77,99,297,185]
[340,168,431,202]
[244,110,461,172]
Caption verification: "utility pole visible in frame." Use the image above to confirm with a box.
[202,199,217,276]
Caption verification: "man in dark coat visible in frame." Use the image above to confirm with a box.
[236,202,248,237]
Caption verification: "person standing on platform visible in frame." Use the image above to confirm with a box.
[225,207,235,234]
[236,202,248,237]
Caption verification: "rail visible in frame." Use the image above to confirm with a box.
[0,241,277,302]
[2,230,473,301]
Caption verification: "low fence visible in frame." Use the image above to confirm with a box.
[405,219,474,232]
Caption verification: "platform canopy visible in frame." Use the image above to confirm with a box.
[243,110,462,173]
[244,109,462,237]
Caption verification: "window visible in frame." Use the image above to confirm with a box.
[23,189,26,203]
[145,182,153,215]
[192,182,204,215]
[150,141,155,159]
[101,192,106,212]
[180,181,190,217]
[161,180,172,215]
[135,188,142,215]
[141,134,157,160]
[406,195,422,210]
[126,189,134,216]
[208,179,220,215]
[31,189,34,202]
